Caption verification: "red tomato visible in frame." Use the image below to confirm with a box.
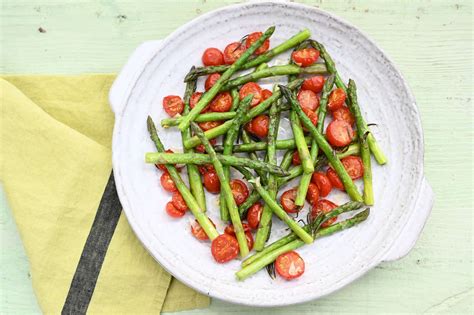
[171,192,188,212]
[275,251,305,280]
[311,172,332,197]
[190,92,209,113]
[326,120,354,147]
[306,183,320,205]
[198,120,222,131]
[262,89,273,101]
[245,32,270,55]
[302,107,318,132]
[245,231,254,251]
[209,92,232,112]
[224,223,251,235]
[195,138,217,153]
[165,201,185,218]
[239,82,263,107]
[333,106,355,125]
[297,89,319,111]
[292,48,320,67]
[155,149,174,172]
[245,114,269,138]
[341,156,364,180]
[311,199,338,227]
[326,168,344,190]
[302,76,325,93]
[223,42,246,64]
[230,179,249,206]
[198,164,215,175]
[205,73,221,91]
[292,151,301,166]
[160,172,177,192]
[162,95,184,117]
[190,218,215,240]
[280,188,300,214]
[202,47,224,66]
[211,234,240,263]
[203,171,220,193]
[328,88,346,111]
[246,203,263,230]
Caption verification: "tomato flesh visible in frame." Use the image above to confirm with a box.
[202,47,224,66]
[191,218,215,240]
[246,203,263,230]
[311,199,338,227]
[302,76,325,93]
[210,92,232,112]
[292,151,301,166]
[230,179,249,206]
[239,82,263,107]
[205,73,221,91]
[280,188,300,213]
[328,88,346,111]
[211,234,240,263]
[311,172,332,197]
[341,156,364,180]
[160,172,177,192]
[292,48,320,67]
[203,171,220,193]
[245,32,270,55]
[166,202,185,218]
[163,95,184,117]
[302,107,318,132]
[198,120,222,131]
[297,89,319,111]
[333,106,355,125]
[190,92,209,113]
[171,192,188,212]
[223,42,246,65]
[326,120,355,147]
[245,114,269,138]
[306,183,320,205]
[326,168,345,191]
[262,89,273,101]
[275,251,305,280]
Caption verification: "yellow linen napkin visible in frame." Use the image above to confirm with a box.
[0,75,210,314]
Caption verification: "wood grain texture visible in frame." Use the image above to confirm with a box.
[0,0,472,314]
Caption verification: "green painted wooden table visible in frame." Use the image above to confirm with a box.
[1,0,472,313]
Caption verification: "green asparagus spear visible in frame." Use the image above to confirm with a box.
[230,88,240,111]
[280,150,295,171]
[147,116,218,239]
[241,130,268,185]
[191,122,249,257]
[290,109,314,175]
[161,112,236,128]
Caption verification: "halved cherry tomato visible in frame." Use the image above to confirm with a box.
[190,92,209,113]
[341,156,364,180]
[202,47,224,66]
[198,120,222,131]
[209,92,232,112]
[223,42,246,65]
[328,88,346,111]
[239,82,263,107]
[326,120,354,147]
[280,188,300,214]
[166,201,185,218]
[198,164,215,175]
[211,234,239,263]
[171,192,188,212]
[245,231,254,251]
[205,73,221,91]
[230,179,249,206]
[292,151,301,166]
[224,223,251,235]
[302,76,325,93]
[246,203,263,230]
[297,89,319,111]
[275,251,305,280]
[262,89,273,101]
[191,218,215,240]
[160,172,177,192]
[302,107,318,132]
[311,199,338,227]
[292,48,320,67]
[155,149,175,172]
[245,114,269,138]
[162,95,184,117]
[326,168,344,190]
[311,172,332,197]
[306,183,320,205]
[245,32,270,55]
[203,171,220,193]
[333,106,355,125]
[195,138,217,153]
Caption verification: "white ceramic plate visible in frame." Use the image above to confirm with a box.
[109,1,434,306]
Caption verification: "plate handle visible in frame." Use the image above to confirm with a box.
[383,176,434,262]
[109,40,163,115]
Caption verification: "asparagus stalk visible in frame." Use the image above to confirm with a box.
[215,137,309,152]
[183,79,304,149]
[255,63,269,71]
[222,64,327,90]
[181,73,207,211]
[184,29,311,81]
[236,167,313,245]
[294,75,335,206]
[191,122,249,257]
[290,109,314,175]
[254,94,281,251]
[280,85,363,202]
[230,88,240,111]
[146,152,289,177]
[241,130,268,185]
[220,95,252,221]
[312,40,387,165]
[347,79,374,205]
[242,201,364,267]
[146,116,218,240]
[236,209,370,280]
[280,149,295,171]
[178,26,275,132]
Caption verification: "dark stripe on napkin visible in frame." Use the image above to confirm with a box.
[62,171,122,315]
